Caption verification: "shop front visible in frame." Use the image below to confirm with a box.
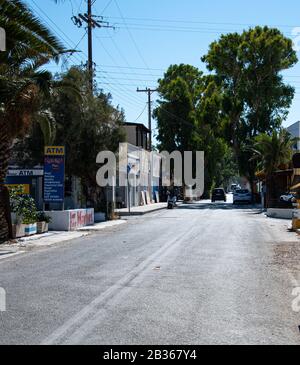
[5,167,44,209]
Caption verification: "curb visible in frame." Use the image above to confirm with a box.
[117,205,167,217]
[77,220,127,231]
[117,202,184,217]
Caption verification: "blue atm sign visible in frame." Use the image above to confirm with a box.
[44,146,65,156]
[44,146,65,203]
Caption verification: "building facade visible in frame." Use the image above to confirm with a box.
[115,143,161,209]
[123,122,151,151]
[287,121,300,151]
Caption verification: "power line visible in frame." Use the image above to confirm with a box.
[110,24,294,37]
[96,64,165,71]
[96,73,146,105]
[104,16,300,30]
[93,35,148,103]
[97,70,162,77]
[107,30,133,69]
[30,0,86,65]
[77,0,84,13]
[99,0,114,15]
[96,80,157,88]
[113,0,155,79]
[97,75,158,82]
[62,29,88,65]
[133,104,148,122]
[71,0,114,90]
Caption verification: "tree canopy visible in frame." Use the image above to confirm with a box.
[202,26,297,182]
[154,27,298,197]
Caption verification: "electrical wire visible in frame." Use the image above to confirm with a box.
[30,0,87,65]
[104,16,300,30]
[113,0,156,78]
[133,104,148,122]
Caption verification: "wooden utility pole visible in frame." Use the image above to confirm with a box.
[71,0,114,91]
[137,87,157,204]
[87,0,93,89]
[136,88,157,151]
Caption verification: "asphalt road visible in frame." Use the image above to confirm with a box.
[0,197,300,345]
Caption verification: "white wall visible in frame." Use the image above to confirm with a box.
[287,121,300,151]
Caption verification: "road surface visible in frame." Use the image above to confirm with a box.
[0,198,300,345]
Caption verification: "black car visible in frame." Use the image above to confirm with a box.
[212,188,226,202]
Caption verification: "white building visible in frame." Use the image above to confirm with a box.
[115,143,161,209]
[287,121,300,151]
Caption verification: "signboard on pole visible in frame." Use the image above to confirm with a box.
[43,146,65,203]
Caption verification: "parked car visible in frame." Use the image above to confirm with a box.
[212,188,227,202]
[233,189,252,204]
[230,184,237,193]
[280,192,296,203]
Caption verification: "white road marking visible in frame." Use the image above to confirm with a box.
[41,219,200,345]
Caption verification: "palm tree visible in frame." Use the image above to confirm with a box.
[251,129,296,207]
[0,0,66,242]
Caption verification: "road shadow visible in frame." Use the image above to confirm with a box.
[177,202,262,212]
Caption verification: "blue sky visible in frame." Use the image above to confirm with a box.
[26,0,300,138]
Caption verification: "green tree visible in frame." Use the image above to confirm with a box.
[251,129,296,207]
[49,67,126,209]
[154,64,203,153]
[154,64,238,196]
[11,67,126,211]
[202,26,298,187]
[0,0,66,242]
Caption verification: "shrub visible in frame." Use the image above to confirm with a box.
[9,186,37,224]
[36,211,51,223]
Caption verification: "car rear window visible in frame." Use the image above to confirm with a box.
[236,190,249,194]
[214,189,224,194]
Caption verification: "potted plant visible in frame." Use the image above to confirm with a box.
[36,212,51,234]
[11,215,25,239]
[10,186,25,238]
[21,204,38,236]
[22,216,38,236]
[10,187,38,238]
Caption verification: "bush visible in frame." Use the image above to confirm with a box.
[9,186,37,224]
[36,211,51,223]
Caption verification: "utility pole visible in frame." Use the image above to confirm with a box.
[137,87,157,204]
[137,88,157,152]
[71,0,114,91]
[87,0,93,88]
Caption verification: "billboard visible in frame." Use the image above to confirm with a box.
[44,146,65,203]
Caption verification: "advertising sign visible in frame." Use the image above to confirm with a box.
[7,169,44,177]
[5,184,30,194]
[44,146,65,203]
[69,209,94,231]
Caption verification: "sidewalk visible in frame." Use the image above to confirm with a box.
[115,202,168,216]
[77,220,127,231]
[0,220,127,261]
